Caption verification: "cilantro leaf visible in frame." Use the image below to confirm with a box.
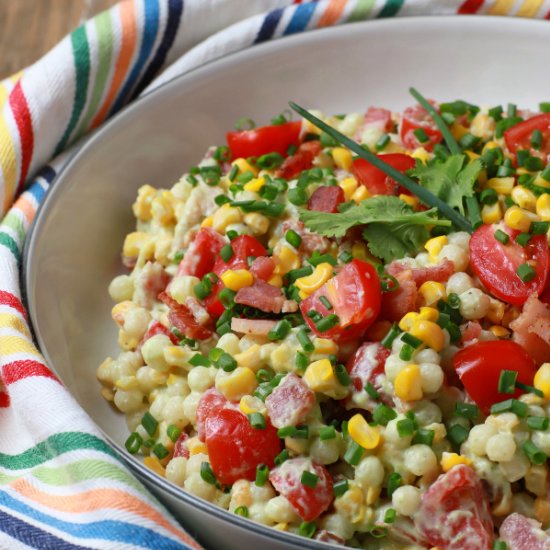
[363,223,429,263]
[408,155,483,215]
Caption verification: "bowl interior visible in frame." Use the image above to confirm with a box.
[24,14,550,547]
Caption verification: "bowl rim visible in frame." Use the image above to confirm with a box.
[23,13,550,548]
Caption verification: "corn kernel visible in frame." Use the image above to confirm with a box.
[351,185,370,203]
[295,262,333,295]
[394,364,423,401]
[234,344,261,371]
[486,177,515,195]
[418,307,440,322]
[114,375,139,390]
[481,202,502,225]
[487,298,505,324]
[534,363,550,400]
[418,281,447,307]
[273,523,289,532]
[132,184,156,221]
[351,242,379,264]
[339,177,358,201]
[451,123,469,140]
[366,486,381,506]
[187,437,208,456]
[212,204,243,233]
[534,173,550,189]
[465,150,480,161]
[216,367,258,402]
[399,312,420,332]
[504,205,539,232]
[489,325,510,338]
[303,109,323,135]
[332,147,353,171]
[273,246,300,275]
[400,194,419,209]
[243,176,265,192]
[111,301,134,327]
[144,456,166,476]
[164,346,194,369]
[151,190,176,225]
[409,319,445,352]
[123,231,151,258]
[239,395,266,416]
[267,274,283,288]
[232,158,258,177]
[303,359,337,393]
[313,338,338,356]
[482,140,500,153]
[440,452,472,472]
[411,147,430,163]
[348,413,381,450]
[537,194,550,222]
[244,212,270,235]
[201,216,213,228]
[425,236,448,261]
[511,186,537,212]
[221,269,254,291]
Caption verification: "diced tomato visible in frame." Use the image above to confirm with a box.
[158,292,213,340]
[504,113,550,160]
[469,223,549,306]
[400,102,443,151]
[300,260,381,342]
[177,228,226,278]
[269,458,333,521]
[352,154,415,196]
[380,270,418,323]
[275,141,322,180]
[414,465,494,550]
[227,121,302,160]
[307,185,345,213]
[205,408,281,485]
[140,321,178,347]
[249,256,276,281]
[500,513,550,550]
[196,389,228,441]
[173,432,190,459]
[453,340,537,414]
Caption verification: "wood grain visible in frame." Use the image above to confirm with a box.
[0,0,119,80]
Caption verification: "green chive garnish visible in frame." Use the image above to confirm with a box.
[301,470,319,488]
[372,404,397,426]
[333,479,349,497]
[298,521,317,538]
[234,505,249,517]
[498,370,518,394]
[365,382,380,401]
[494,229,510,244]
[396,418,415,438]
[387,472,402,497]
[523,440,548,465]
[218,353,237,372]
[153,443,169,459]
[141,412,159,437]
[167,424,181,443]
[268,319,292,341]
[447,424,469,447]
[319,426,336,440]
[315,314,340,332]
[384,508,397,524]
[200,462,217,485]
[334,364,351,386]
[285,229,302,248]
[455,402,479,420]
[517,263,536,283]
[381,323,401,349]
[125,432,142,454]
[248,412,266,430]
[412,428,435,447]
[274,449,289,465]
[527,416,549,431]
[515,382,544,397]
[344,440,364,466]
[319,296,333,310]
[297,328,314,352]
[255,464,269,486]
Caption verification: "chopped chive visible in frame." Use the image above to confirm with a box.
[372,404,397,426]
[143,437,155,449]
[333,479,349,497]
[234,117,256,131]
[256,368,273,383]
[344,440,364,466]
[447,423,469,447]
[334,364,351,386]
[274,449,289,465]
[413,128,430,144]
[492,541,507,550]
[153,443,169,459]
[459,133,480,150]
[288,187,308,205]
[387,472,402,497]
[296,351,309,371]
[308,252,337,267]
[319,426,336,440]
[277,426,309,439]
[455,402,479,420]
[268,319,292,341]
[216,321,232,336]
[412,428,435,447]
[315,314,340,332]
[488,105,503,121]
[496,164,515,177]
[526,157,544,171]
[297,328,314,352]
[515,382,544,397]
[479,188,498,205]
[531,221,550,235]
[167,425,181,443]
[220,244,234,262]
[285,229,302,248]
[465,196,482,230]
[365,382,380,401]
[234,505,249,518]
[531,129,543,150]
[341,420,349,439]
[491,398,528,417]
[141,412,159,437]
[298,521,317,538]
[255,464,269,486]
[339,250,353,264]
[248,412,266,430]
[125,432,143,454]
[384,508,397,524]
[517,263,536,283]
[540,102,550,113]
[507,103,517,118]
[287,266,313,284]
[542,165,550,182]
[399,343,415,361]
[301,470,319,488]
[498,370,518,394]
[257,152,284,170]
[319,296,333,310]
[200,462,217,485]
[527,416,549,431]
[194,280,212,300]
[173,250,184,263]
[218,353,237,372]
[397,418,415,438]
[376,134,391,151]
[402,333,423,348]
[228,164,238,181]
[219,288,236,309]
[523,440,548,465]
[381,323,401,349]
[494,229,510,244]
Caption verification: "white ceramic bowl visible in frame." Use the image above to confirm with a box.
[24,15,550,549]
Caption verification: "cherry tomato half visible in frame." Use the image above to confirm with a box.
[300,259,381,342]
[352,153,416,196]
[400,102,443,151]
[177,228,226,279]
[504,113,550,160]
[453,340,537,414]
[227,121,302,160]
[469,223,549,306]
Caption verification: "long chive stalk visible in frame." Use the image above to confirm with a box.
[409,87,461,155]
[289,102,472,233]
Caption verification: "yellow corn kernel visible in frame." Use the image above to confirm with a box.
[234,344,261,371]
[351,185,370,203]
[482,140,500,153]
[366,486,381,506]
[440,452,472,473]
[243,176,265,192]
[303,359,337,393]
[418,306,440,322]
[187,437,208,456]
[537,194,550,222]
[534,173,550,189]
[313,338,338,356]
[504,205,539,232]
[111,300,134,327]
[244,212,270,235]
[164,346,194,369]
[123,231,150,258]
[489,325,510,338]
[295,262,333,295]
[118,329,139,351]
[487,298,505,324]
[400,194,419,209]
[273,246,300,275]
[132,184,156,221]
[267,274,283,288]
[481,202,502,225]
[399,312,420,332]
[465,150,480,161]
[151,190,176,225]
[115,375,139,391]
[486,177,515,195]
[221,269,254,291]
[239,395,266,416]
[394,364,423,401]
[451,123,469,140]
[212,204,243,233]
[339,177,358,201]
[232,158,258,177]
[351,242,379,264]
[201,216,213,228]
[425,236,448,261]
[273,523,288,532]
[418,281,447,307]
[216,367,258,402]
[348,413,381,450]
[409,319,445,352]
[511,186,537,212]
[534,363,550,400]
[144,456,166,476]
[332,147,353,171]
[411,147,430,164]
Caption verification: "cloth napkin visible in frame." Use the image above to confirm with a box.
[1,0,549,548]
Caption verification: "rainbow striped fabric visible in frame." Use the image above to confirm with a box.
[1,0,549,547]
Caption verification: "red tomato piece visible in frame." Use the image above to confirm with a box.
[269,458,333,521]
[300,259,381,342]
[454,340,537,414]
[414,465,494,550]
[196,388,228,442]
[205,408,281,485]
[400,102,443,151]
[275,141,322,180]
[380,270,418,323]
[177,228,226,278]
[139,321,178,348]
[173,432,190,459]
[227,121,302,160]
[158,292,213,340]
[469,223,549,306]
[307,185,345,213]
[352,153,415,196]
[504,113,550,160]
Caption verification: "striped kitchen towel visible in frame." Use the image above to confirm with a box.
[1,0,550,548]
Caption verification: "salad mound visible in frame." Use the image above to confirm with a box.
[97,93,550,549]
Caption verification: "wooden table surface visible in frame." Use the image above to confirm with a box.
[0,0,119,80]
